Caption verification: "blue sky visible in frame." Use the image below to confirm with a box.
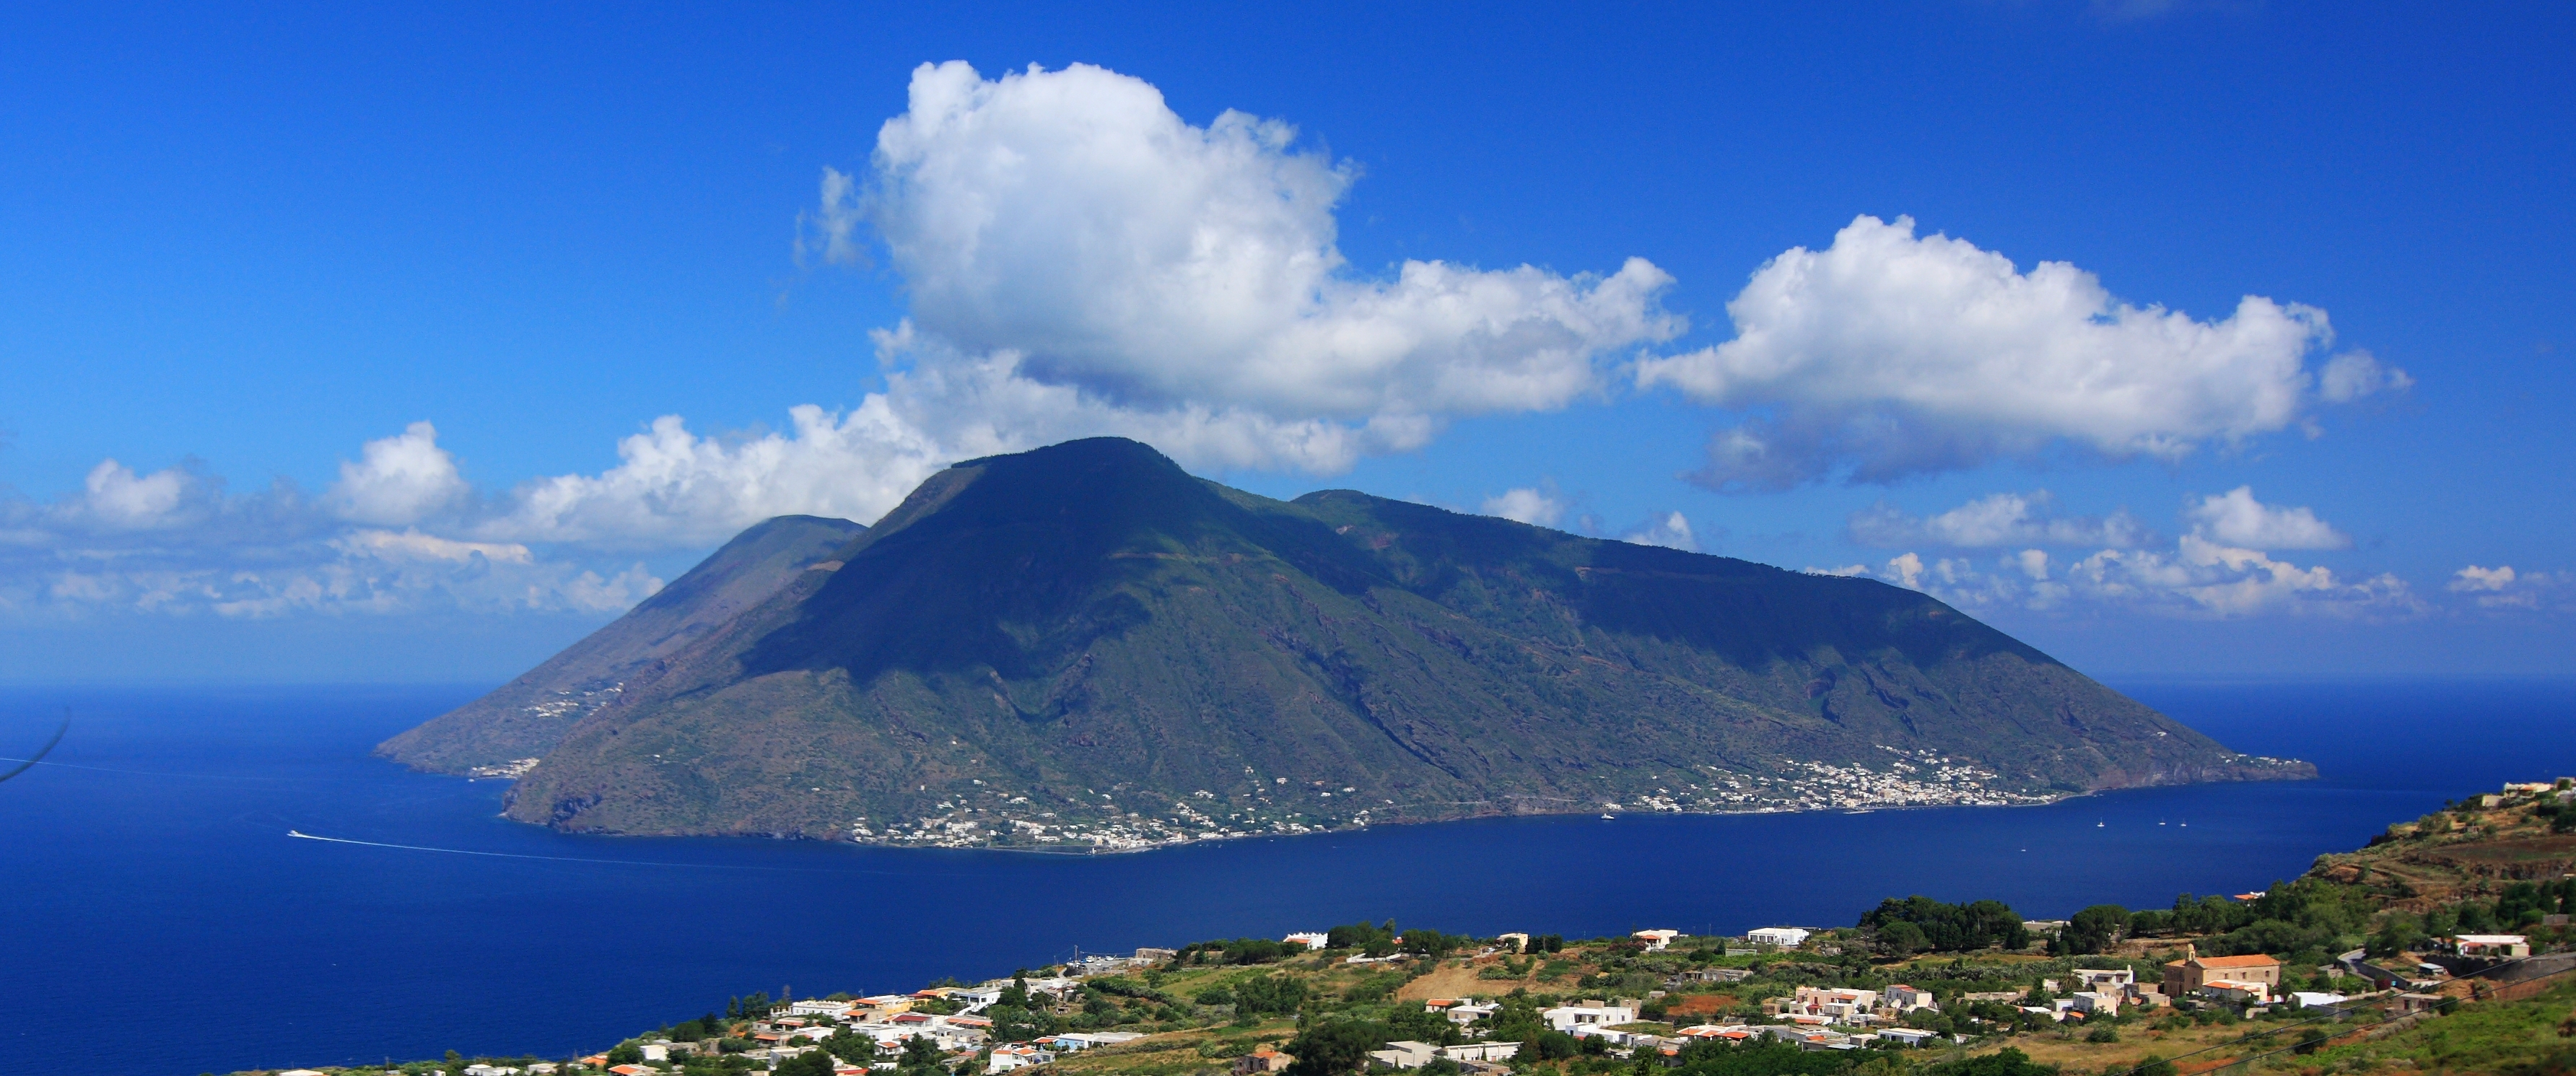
[2,2,2570,682]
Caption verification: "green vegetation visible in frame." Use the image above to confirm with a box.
[415,437,2302,844]
[1859,897,2030,955]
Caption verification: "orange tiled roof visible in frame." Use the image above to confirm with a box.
[2195,955,2280,968]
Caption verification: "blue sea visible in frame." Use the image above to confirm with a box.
[1,678,2571,1076]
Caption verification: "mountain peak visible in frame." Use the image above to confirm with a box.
[382,438,2309,847]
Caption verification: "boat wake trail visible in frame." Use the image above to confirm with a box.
[284,829,823,872]
[287,834,772,875]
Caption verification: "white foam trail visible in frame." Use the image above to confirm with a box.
[0,758,338,782]
[288,829,799,871]
[283,829,951,875]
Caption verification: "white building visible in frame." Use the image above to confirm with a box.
[1633,929,1681,950]
[1883,984,1937,1012]
[1368,1041,1442,1069]
[1747,927,1811,948]
[987,1044,1052,1073]
[1542,1005,1638,1032]
[2071,968,2136,991]
[1443,1042,1521,1062]
[2450,935,2531,958]
[2067,992,2120,1015]
[1441,1002,1498,1027]
[1776,986,1879,1024]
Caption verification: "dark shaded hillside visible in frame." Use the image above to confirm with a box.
[458,438,2305,846]
[376,515,865,772]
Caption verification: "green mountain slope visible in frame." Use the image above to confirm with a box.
[375,514,865,773]
[463,438,2305,847]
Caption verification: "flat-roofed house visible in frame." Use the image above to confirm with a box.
[2448,935,2530,958]
[1883,984,1937,1011]
[1542,1005,1638,1031]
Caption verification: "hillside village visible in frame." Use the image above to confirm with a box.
[245,780,2576,1076]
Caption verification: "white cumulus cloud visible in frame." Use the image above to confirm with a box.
[328,421,471,525]
[1848,491,2154,549]
[2183,486,2349,550]
[69,459,194,530]
[834,61,1679,445]
[1636,215,2408,489]
[2318,349,2414,403]
[2448,565,2563,610]
[1622,511,1698,552]
[1482,487,1566,528]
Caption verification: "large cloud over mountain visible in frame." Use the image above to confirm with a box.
[811,61,1679,455]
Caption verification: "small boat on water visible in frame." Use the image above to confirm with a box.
[1600,813,1615,820]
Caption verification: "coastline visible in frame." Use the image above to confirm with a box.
[466,759,2315,856]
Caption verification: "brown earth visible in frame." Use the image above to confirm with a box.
[1398,962,1522,1002]
[1667,994,1739,1017]
[2307,795,2576,910]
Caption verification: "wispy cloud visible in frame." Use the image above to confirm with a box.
[1848,491,2155,549]
[0,429,660,621]
[1816,488,2426,619]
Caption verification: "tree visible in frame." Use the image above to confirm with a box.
[1924,1046,2053,1076]
[1859,896,2030,952]
[2058,904,2129,955]
[1284,1020,1389,1076]
[896,1036,945,1076]
[822,1031,878,1067]
[604,1044,642,1067]
[1327,921,1395,950]
[1401,928,1462,958]
[1235,973,1309,1017]
[774,1050,837,1076]
[2134,1054,2177,1076]
[1669,1039,1848,1076]
[1875,920,1930,957]
[1526,1031,1579,1062]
